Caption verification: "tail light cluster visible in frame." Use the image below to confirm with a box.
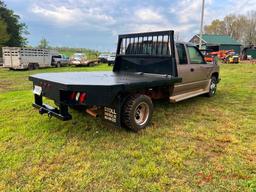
[69,91,87,103]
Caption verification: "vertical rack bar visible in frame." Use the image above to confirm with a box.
[136,36,139,54]
[125,38,127,54]
[170,31,177,76]
[151,36,154,55]
[167,35,170,55]
[132,37,135,54]
[156,36,159,55]
[146,36,149,54]
[128,38,131,54]
[161,35,164,55]
[141,37,144,54]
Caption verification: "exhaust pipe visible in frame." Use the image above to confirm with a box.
[86,108,98,118]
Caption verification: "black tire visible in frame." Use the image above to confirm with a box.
[207,76,217,97]
[34,63,39,70]
[28,63,34,70]
[56,62,61,68]
[122,94,153,132]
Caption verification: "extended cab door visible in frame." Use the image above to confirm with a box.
[174,43,191,94]
[174,44,210,95]
[187,45,212,89]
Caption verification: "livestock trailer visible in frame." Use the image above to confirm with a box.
[2,47,58,70]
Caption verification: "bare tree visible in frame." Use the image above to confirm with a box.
[204,11,256,46]
[243,11,256,45]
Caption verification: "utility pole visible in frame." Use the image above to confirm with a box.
[199,0,205,49]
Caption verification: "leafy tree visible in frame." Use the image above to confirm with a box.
[0,19,10,46]
[38,38,49,49]
[204,19,226,35]
[0,0,28,47]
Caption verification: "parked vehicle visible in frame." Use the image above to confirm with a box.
[204,52,217,63]
[242,46,256,59]
[52,54,69,67]
[70,53,98,66]
[106,54,116,65]
[98,53,109,63]
[29,30,220,132]
[69,53,87,65]
[2,47,58,70]
[223,51,240,64]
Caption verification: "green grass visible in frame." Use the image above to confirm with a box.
[0,64,256,191]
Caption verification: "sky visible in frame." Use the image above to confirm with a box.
[4,0,256,52]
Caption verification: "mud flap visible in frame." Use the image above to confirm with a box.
[103,95,126,127]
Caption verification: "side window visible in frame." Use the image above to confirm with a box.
[188,46,206,64]
[176,43,188,64]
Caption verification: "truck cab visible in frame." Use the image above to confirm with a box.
[172,42,220,102]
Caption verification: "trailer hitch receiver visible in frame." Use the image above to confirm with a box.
[39,107,47,115]
[33,103,72,121]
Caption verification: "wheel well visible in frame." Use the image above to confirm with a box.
[120,86,170,101]
[212,72,219,79]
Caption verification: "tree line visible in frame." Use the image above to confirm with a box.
[0,1,28,50]
[0,1,99,57]
[204,11,256,46]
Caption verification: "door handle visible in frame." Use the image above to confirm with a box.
[190,68,194,72]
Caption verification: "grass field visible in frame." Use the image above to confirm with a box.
[0,64,255,191]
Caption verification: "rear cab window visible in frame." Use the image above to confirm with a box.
[176,43,188,64]
[187,46,206,64]
[119,35,172,56]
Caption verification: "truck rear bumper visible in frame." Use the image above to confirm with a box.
[32,94,72,121]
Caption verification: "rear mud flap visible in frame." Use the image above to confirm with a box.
[102,95,125,127]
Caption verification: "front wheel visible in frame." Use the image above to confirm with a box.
[122,94,153,132]
[28,63,34,70]
[56,62,61,68]
[207,76,217,97]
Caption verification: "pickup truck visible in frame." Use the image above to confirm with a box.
[52,54,69,67]
[29,30,220,132]
[106,54,116,65]
[70,53,99,67]
[98,53,109,63]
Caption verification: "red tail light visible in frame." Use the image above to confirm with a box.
[69,91,87,103]
[79,93,87,103]
[70,92,76,100]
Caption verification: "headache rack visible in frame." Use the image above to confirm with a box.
[113,30,178,76]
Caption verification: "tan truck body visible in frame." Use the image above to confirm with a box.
[170,42,220,102]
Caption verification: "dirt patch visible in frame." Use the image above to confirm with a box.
[196,172,213,186]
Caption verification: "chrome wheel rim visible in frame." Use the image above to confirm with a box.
[134,102,149,126]
[210,81,217,94]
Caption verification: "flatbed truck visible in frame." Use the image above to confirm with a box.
[29,30,220,131]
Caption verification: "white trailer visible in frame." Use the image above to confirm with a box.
[2,47,58,70]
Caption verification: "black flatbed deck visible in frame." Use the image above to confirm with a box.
[29,71,181,106]
[29,71,181,89]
